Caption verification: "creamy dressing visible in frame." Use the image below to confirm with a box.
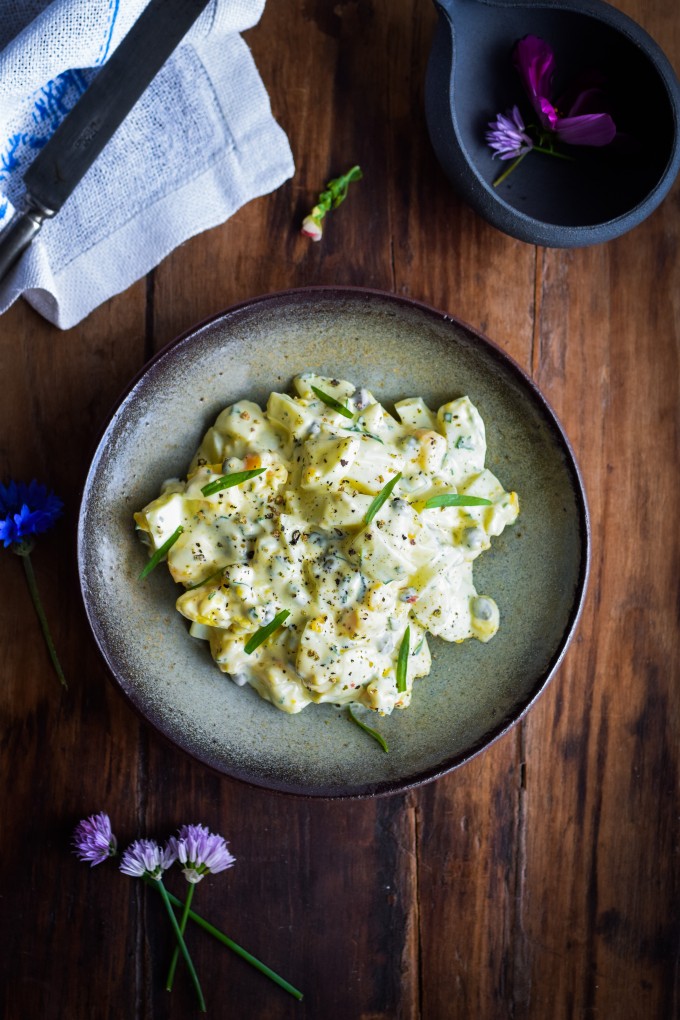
[134,374,519,715]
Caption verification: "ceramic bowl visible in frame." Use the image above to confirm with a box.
[425,0,680,247]
[78,288,589,797]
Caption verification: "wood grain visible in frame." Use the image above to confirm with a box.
[1,0,678,1018]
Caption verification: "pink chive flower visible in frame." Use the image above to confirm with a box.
[513,35,616,147]
[301,212,324,241]
[72,812,117,866]
[119,838,176,880]
[485,106,534,160]
[168,824,236,884]
[301,165,362,242]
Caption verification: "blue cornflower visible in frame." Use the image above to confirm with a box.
[0,478,66,687]
[0,479,63,548]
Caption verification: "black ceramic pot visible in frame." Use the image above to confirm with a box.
[425,0,680,247]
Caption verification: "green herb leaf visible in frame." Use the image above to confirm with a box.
[347,706,389,753]
[201,468,265,497]
[319,165,363,212]
[423,493,492,509]
[364,473,402,525]
[138,525,184,580]
[311,386,354,419]
[244,609,291,655]
[185,567,224,591]
[396,626,410,693]
[342,425,384,444]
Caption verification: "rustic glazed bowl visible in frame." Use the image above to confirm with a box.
[78,288,590,797]
[425,0,680,247]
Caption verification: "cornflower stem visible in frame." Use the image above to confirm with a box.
[144,877,303,1001]
[155,879,206,1013]
[166,882,195,992]
[20,550,67,688]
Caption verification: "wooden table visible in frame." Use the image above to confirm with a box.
[2,2,678,1017]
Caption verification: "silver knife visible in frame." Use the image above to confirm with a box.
[0,0,211,283]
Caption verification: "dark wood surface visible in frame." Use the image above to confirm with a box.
[1,2,679,1018]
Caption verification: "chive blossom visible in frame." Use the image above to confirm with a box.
[396,626,410,693]
[347,706,389,753]
[365,473,402,525]
[201,469,265,497]
[138,525,184,580]
[423,493,492,509]
[244,609,291,654]
[311,386,354,419]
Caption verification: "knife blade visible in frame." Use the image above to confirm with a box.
[0,0,211,283]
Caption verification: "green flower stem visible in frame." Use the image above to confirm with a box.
[166,882,195,992]
[532,145,576,161]
[493,142,577,188]
[156,879,206,1013]
[20,550,67,689]
[145,877,303,1001]
[492,150,530,187]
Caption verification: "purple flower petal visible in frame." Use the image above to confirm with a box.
[536,97,559,132]
[555,112,617,146]
[120,838,175,880]
[72,812,117,866]
[169,823,236,884]
[563,86,612,119]
[513,35,556,119]
[485,105,533,160]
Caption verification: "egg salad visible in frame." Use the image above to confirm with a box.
[134,374,519,715]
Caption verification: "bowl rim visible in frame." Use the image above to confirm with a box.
[78,285,592,798]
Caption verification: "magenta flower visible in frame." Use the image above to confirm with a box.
[513,36,616,147]
[485,106,534,160]
[119,838,176,880]
[72,812,117,866]
[169,823,236,884]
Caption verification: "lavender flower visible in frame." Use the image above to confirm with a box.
[165,824,235,994]
[0,478,66,687]
[169,823,236,884]
[485,106,533,160]
[69,813,302,1002]
[119,838,176,880]
[72,812,117,866]
[120,837,205,1009]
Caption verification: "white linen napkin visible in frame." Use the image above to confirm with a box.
[0,0,294,329]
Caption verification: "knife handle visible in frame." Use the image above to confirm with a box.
[0,200,55,284]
